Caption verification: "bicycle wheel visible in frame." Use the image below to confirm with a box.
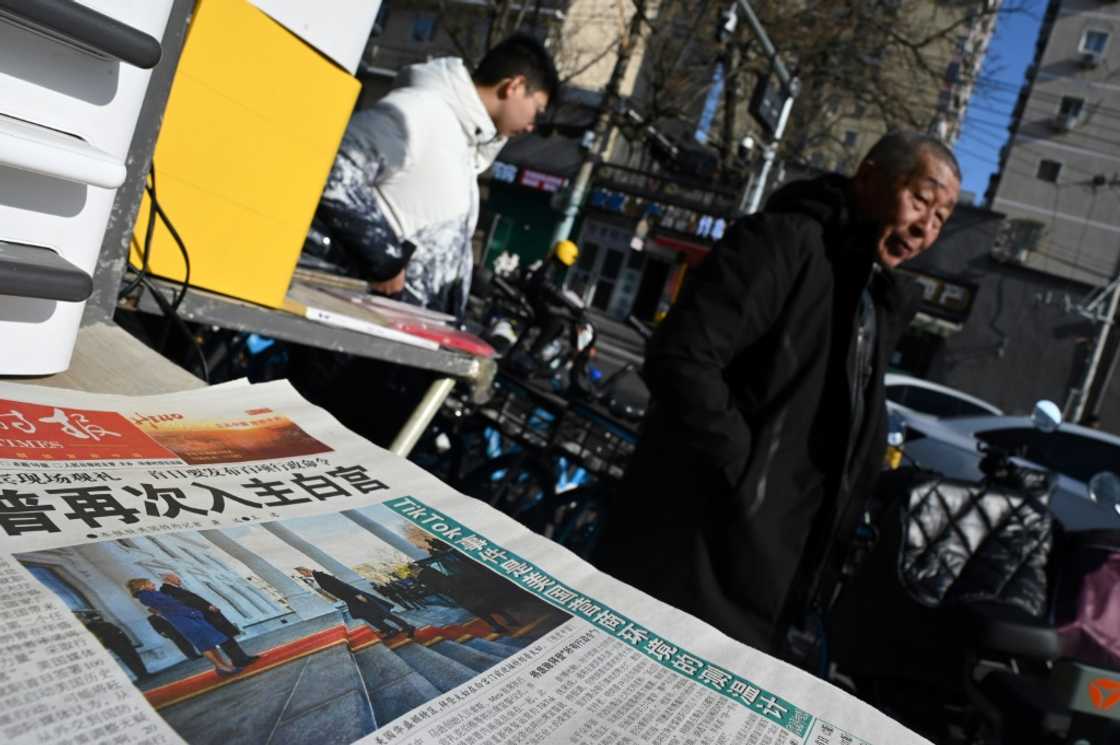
[459,452,555,519]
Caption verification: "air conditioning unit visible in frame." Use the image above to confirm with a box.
[1052,112,1082,131]
[1080,50,1103,68]
[993,218,1044,265]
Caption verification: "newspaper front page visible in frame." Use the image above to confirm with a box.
[0,380,929,745]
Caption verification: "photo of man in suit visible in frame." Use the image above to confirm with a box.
[296,567,415,638]
[147,612,201,660]
[79,611,149,680]
[158,573,260,667]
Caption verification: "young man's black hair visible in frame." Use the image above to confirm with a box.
[474,33,560,107]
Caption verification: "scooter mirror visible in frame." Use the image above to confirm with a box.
[887,411,907,447]
[1088,471,1120,514]
[1030,400,1062,433]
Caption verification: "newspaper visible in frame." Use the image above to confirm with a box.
[0,380,930,745]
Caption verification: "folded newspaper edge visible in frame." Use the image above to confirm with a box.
[0,379,930,745]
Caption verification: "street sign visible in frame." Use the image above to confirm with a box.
[749,73,784,135]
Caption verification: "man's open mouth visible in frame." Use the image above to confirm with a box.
[886,235,912,259]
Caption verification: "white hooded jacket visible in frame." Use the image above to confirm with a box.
[321,58,505,316]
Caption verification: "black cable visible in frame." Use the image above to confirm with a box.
[145,178,192,311]
[138,275,210,383]
[974,84,1120,126]
[965,105,1120,149]
[117,164,157,299]
[119,162,193,311]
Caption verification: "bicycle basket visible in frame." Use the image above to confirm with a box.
[475,380,562,450]
[553,406,636,480]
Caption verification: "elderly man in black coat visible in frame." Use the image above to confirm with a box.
[297,567,416,638]
[594,131,961,654]
[159,573,259,667]
[147,613,201,660]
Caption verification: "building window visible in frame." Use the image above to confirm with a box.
[1080,29,1110,55]
[411,14,438,43]
[843,130,858,147]
[1036,159,1062,183]
[1059,96,1085,118]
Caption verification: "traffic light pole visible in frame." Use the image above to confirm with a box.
[729,0,798,215]
[742,94,793,214]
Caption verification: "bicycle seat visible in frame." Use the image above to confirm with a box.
[962,600,1064,660]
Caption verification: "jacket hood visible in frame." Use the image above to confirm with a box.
[764,173,854,230]
[766,172,886,273]
[396,58,503,151]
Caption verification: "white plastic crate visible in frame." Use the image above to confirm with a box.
[0,0,172,374]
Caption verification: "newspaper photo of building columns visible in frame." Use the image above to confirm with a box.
[13,503,572,745]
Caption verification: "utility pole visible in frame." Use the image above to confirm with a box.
[1072,273,1120,423]
[550,8,646,246]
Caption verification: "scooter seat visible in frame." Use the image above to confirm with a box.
[962,600,1064,660]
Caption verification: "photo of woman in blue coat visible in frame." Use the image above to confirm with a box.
[126,579,241,676]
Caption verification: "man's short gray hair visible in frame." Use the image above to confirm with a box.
[861,131,961,183]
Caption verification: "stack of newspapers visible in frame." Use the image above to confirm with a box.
[0,379,927,745]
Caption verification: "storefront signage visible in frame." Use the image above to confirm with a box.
[519,169,566,193]
[898,268,977,324]
[491,161,518,184]
[588,188,727,242]
[491,161,567,193]
[595,163,738,215]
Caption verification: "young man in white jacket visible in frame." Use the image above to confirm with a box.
[318,35,557,319]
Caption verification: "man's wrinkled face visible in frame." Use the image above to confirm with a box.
[494,76,549,137]
[867,151,960,268]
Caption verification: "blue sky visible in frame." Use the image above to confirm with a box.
[954,1,1048,203]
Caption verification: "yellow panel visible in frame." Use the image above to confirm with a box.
[132,0,360,308]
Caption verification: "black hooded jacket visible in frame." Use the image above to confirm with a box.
[595,174,921,652]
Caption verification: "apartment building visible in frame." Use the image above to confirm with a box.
[986,0,1120,287]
